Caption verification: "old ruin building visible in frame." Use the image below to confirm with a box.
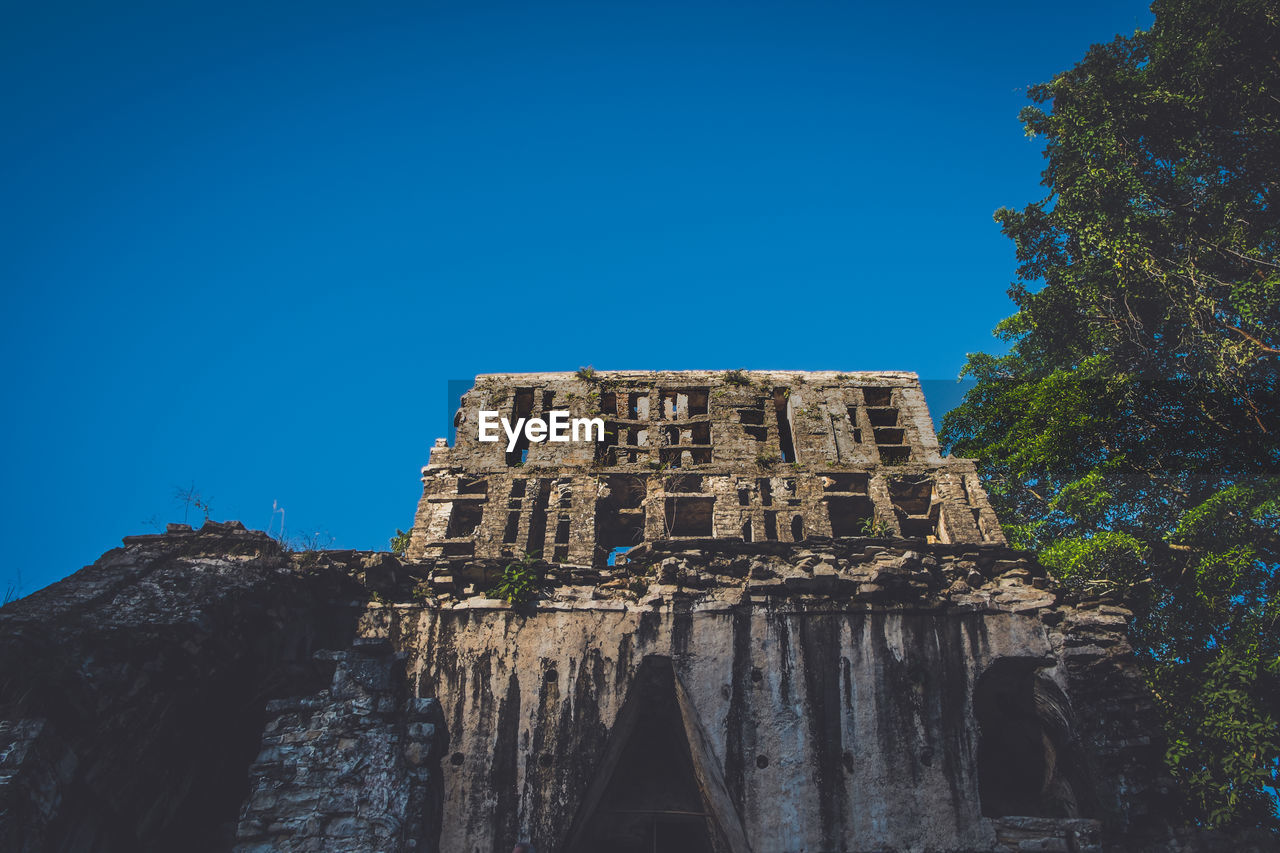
[408,371,1002,563]
[1,370,1267,852]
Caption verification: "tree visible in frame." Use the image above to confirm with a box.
[941,0,1280,830]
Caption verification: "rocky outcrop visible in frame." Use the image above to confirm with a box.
[0,521,364,851]
[234,638,446,852]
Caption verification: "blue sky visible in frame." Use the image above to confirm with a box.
[1,0,1154,595]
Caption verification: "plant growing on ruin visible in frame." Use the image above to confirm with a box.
[174,482,212,524]
[755,452,779,469]
[488,551,543,610]
[860,517,893,538]
[368,590,385,605]
[574,365,598,382]
[723,369,751,386]
[389,528,411,556]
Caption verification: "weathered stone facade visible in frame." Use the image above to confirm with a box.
[409,371,1003,565]
[1,371,1271,852]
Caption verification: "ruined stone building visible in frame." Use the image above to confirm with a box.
[1,371,1264,852]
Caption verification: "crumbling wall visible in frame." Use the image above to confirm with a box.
[408,371,1004,563]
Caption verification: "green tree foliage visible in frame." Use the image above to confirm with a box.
[941,0,1280,830]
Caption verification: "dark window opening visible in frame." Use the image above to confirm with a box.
[446,502,482,538]
[763,511,778,540]
[888,477,933,514]
[526,480,550,557]
[737,487,750,506]
[889,477,938,539]
[443,541,474,556]
[823,473,869,492]
[879,446,911,464]
[666,474,703,493]
[554,514,571,545]
[510,479,527,499]
[595,512,645,568]
[600,391,617,417]
[845,406,862,437]
[862,387,892,407]
[827,496,875,538]
[737,406,765,425]
[605,474,646,507]
[758,479,772,506]
[790,515,804,541]
[741,520,752,542]
[542,391,555,411]
[458,476,488,495]
[664,425,681,445]
[976,660,1093,819]
[744,425,768,442]
[867,407,898,427]
[506,438,530,467]
[661,446,711,466]
[503,511,520,543]
[685,389,709,416]
[664,497,714,537]
[594,475,648,568]
[873,427,905,445]
[628,393,646,419]
[689,422,711,444]
[773,390,796,463]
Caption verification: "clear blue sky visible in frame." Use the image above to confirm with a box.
[1,0,1154,595]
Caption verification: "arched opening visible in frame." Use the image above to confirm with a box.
[567,657,744,853]
[975,658,1093,819]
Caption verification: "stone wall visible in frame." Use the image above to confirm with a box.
[409,371,1004,563]
[360,537,1175,853]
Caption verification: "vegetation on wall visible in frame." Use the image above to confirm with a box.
[941,0,1279,830]
[487,551,544,610]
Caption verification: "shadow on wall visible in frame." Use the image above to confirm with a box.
[564,656,748,853]
[976,657,1096,820]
